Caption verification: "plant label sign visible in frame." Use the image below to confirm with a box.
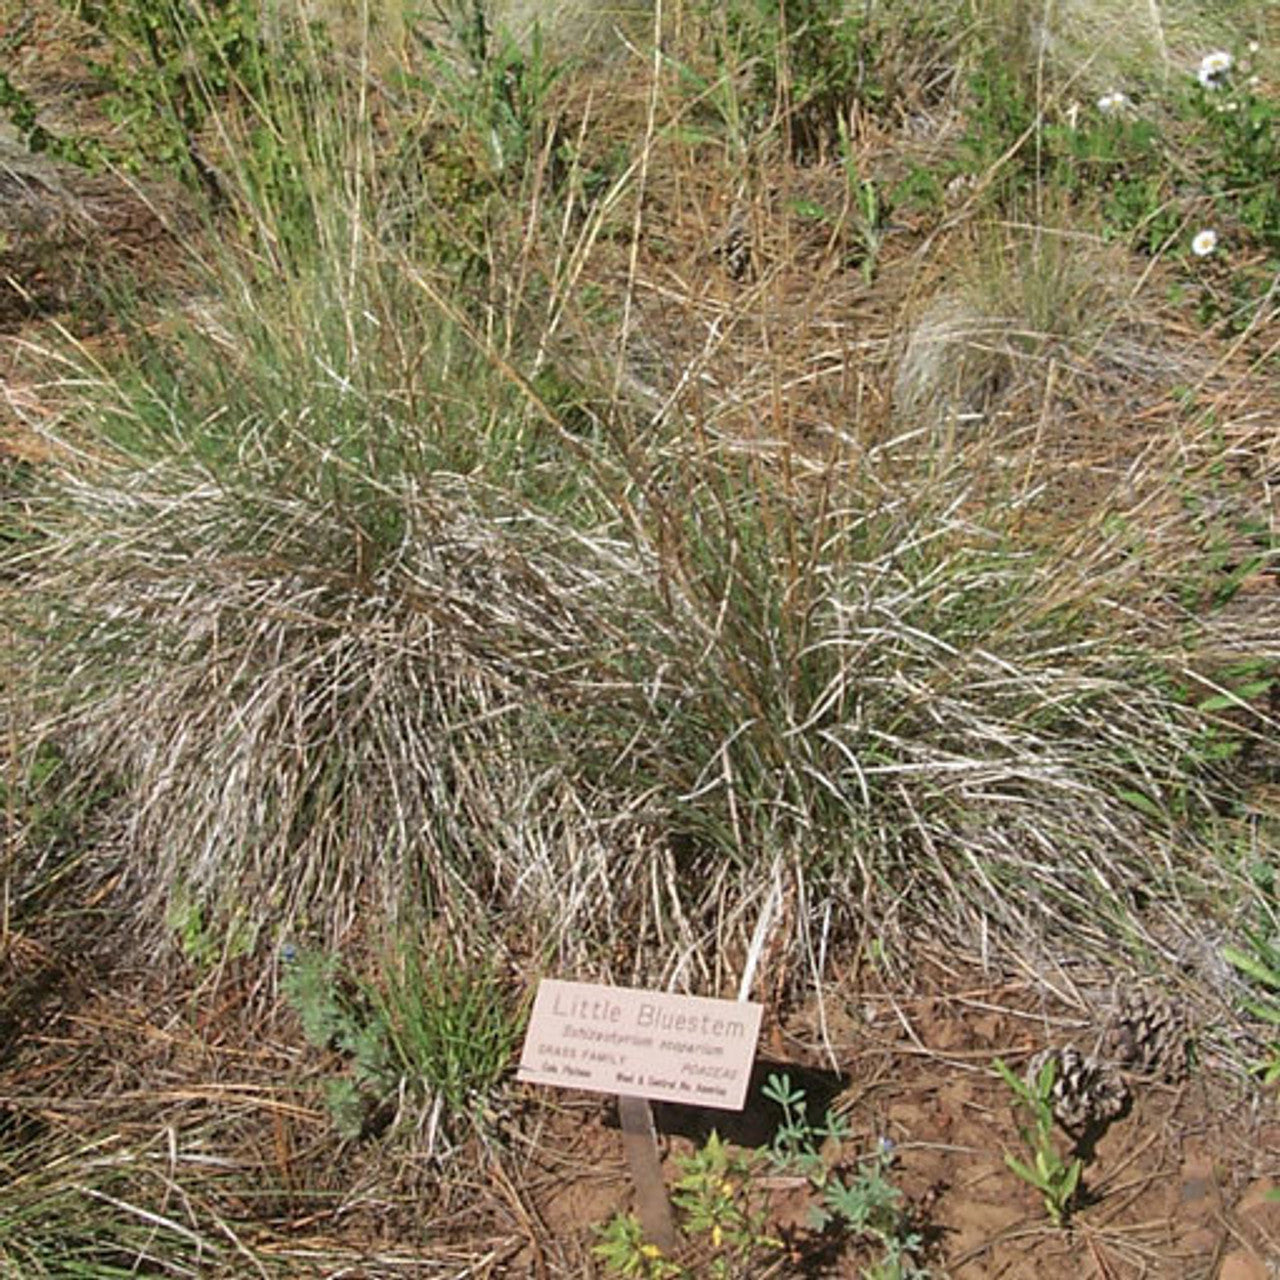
[517,979,763,1110]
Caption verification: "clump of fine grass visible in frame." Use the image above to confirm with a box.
[5,0,1269,987]
[0,1122,269,1277]
[280,926,521,1150]
[893,221,1191,434]
[4,4,639,949]
[576,412,1245,958]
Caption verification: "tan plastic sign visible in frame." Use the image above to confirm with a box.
[518,979,762,1110]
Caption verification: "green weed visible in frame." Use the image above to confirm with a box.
[993,1056,1083,1228]
[699,0,880,156]
[762,1070,850,1184]
[594,1210,683,1279]
[165,886,255,969]
[765,1074,927,1274]
[280,937,518,1142]
[671,1131,782,1277]
[1,0,322,207]
[595,1132,780,1278]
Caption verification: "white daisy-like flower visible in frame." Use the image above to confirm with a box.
[1198,50,1233,88]
[1097,90,1130,114]
[1191,229,1218,257]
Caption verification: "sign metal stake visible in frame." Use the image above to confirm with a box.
[617,1094,677,1252]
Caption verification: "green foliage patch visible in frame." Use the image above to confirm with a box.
[280,936,519,1142]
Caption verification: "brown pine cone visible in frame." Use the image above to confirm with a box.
[1103,987,1190,1083]
[1026,1045,1130,1132]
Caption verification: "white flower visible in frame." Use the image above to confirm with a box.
[1198,50,1233,88]
[1097,90,1130,114]
[1247,41,1260,56]
[1191,229,1218,257]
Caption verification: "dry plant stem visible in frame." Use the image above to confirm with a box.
[2,619,15,949]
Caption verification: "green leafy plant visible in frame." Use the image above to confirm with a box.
[993,1057,1083,1227]
[410,2,561,178]
[763,1074,927,1275]
[817,1142,925,1267]
[280,946,385,1137]
[594,1132,780,1279]
[593,1211,682,1279]
[671,1131,782,1277]
[1223,926,1280,1087]
[281,938,518,1141]
[762,1070,850,1184]
[385,5,562,277]
[954,48,1037,199]
[1046,109,1176,253]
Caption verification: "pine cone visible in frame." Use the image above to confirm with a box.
[714,222,753,281]
[1026,1045,1129,1132]
[713,203,754,282]
[1103,987,1189,1082]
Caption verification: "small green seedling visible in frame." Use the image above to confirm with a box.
[595,1132,781,1279]
[762,1071,851,1184]
[993,1057,1083,1228]
[593,1210,682,1279]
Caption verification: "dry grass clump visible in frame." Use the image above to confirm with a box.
[0,1119,266,1276]
[893,223,1192,436]
[4,0,1273,993]
[18,454,632,931]
[10,264,1241,975]
[969,0,1254,97]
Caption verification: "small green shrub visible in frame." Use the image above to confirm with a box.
[993,1057,1083,1228]
[281,938,518,1142]
[957,49,1037,194]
